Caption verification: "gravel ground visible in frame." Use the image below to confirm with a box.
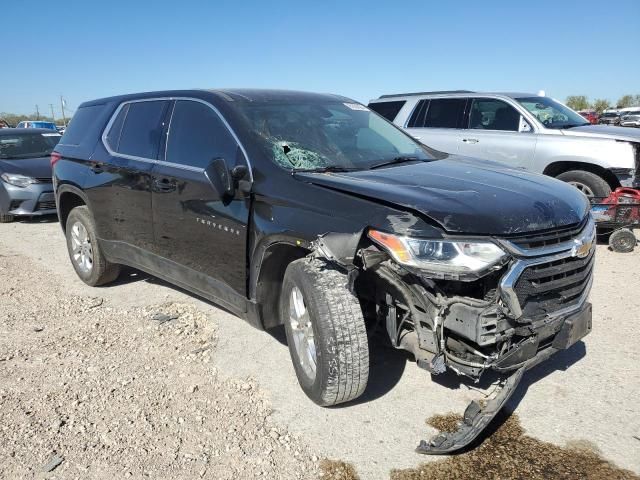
[0,253,320,479]
[0,219,639,479]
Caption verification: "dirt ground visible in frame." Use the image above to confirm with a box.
[1,218,639,479]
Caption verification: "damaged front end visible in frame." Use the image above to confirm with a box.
[317,216,596,454]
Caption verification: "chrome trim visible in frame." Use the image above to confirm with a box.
[100,96,254,181]
[496,216,595,258]
[499,243,595,318]
[498,216,595,318]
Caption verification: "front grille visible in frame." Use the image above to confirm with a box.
[36,200,56,211]
[514,249,594,318]
[506,218,588,250]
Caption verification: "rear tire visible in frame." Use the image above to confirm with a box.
[609,228,637,253]
[556,170,612,198]
[65,206,120,286]
[0,213,14,223]
[280,258,369,406]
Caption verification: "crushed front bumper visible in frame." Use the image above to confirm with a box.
[416,302,592,454]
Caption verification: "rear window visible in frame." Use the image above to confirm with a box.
[116,101,168,159]
[368,101,406,122]
[60,105,106,146]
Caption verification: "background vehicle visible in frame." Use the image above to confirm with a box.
[0,119,11,128]
[53,89,594,453]
[620,110,640,128]
[369,91,639,197]
[0,128,60,222]
[578,109,599,124]
[16,120,57,131]
[591,188,640,253]
[599,110,623,126]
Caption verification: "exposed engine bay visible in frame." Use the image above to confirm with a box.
[314,216,596,453]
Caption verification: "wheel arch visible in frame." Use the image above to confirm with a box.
[543,161,620,190]
[253,241,311,329]
[56,185,90,232]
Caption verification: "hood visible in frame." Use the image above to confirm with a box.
[295,157,590,235]
[560,124,640,142]
[0,156,52,179]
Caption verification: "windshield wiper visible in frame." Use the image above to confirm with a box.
[368,156,423,170]
[292,165,362,173]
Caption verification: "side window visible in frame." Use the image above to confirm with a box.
[469,98,520,132]
[117,100,168,159]
[407,100,430,128]
[165,100,239,169]
[368,101,406,122]
[423,99,467,128]
[104,104,129,152]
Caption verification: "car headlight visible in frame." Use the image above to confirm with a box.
[1,173,36,188]
[368,229,507,275]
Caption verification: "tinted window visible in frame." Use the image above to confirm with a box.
[469,99,520,131]
[423,99,467,128]
[104,104,129,152]
[61,105,107,146]
[407,100,430,128]
[166,100,238,168]
[117,101,168,159]
[368,101,406,122]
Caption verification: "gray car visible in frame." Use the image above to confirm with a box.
[620,111,640,128]
[0,129,61,222]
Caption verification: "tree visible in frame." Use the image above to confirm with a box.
[565,95,589,111]
[0,112,57,127]
[616,95,635,109]
[592,98,611,114]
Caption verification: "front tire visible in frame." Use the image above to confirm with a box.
[281,258,369,406]
[556,170,612,198]
[65,206,120,286]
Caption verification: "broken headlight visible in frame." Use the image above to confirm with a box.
[368,229,507,275]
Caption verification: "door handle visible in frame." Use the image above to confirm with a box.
[153,177,177,193]
[462,138,479,144]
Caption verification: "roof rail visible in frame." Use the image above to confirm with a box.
[377,90,474,99]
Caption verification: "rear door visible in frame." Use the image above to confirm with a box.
[403,98,468,154]
[151,99,251,301]
[87,99,169,249]
[458,97,537,169]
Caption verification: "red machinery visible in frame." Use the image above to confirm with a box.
[591,188,640,252]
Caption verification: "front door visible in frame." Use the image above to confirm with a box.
[151,99,251,305]
[457,98,537,170]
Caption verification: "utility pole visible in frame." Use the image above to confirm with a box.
[60,96,67,126]
[49,104,56,122]
[35,105,40,120]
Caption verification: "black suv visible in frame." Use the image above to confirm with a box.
[53,89,594,453]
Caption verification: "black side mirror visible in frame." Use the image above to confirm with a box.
[205,159,248,199]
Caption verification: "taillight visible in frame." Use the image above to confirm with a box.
[50,152,61,167]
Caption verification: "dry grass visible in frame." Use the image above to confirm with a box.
[390,412,639,480]
[319,459,360,480]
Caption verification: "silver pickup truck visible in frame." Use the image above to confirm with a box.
[369,91,639,197]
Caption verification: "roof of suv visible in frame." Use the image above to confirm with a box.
[80,89,353,107]
[373,91,539,101]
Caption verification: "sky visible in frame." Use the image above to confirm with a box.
[2,0,639,117]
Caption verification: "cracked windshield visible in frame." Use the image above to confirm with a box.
[238,101,432,171]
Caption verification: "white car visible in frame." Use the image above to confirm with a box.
[369,91,639,197]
